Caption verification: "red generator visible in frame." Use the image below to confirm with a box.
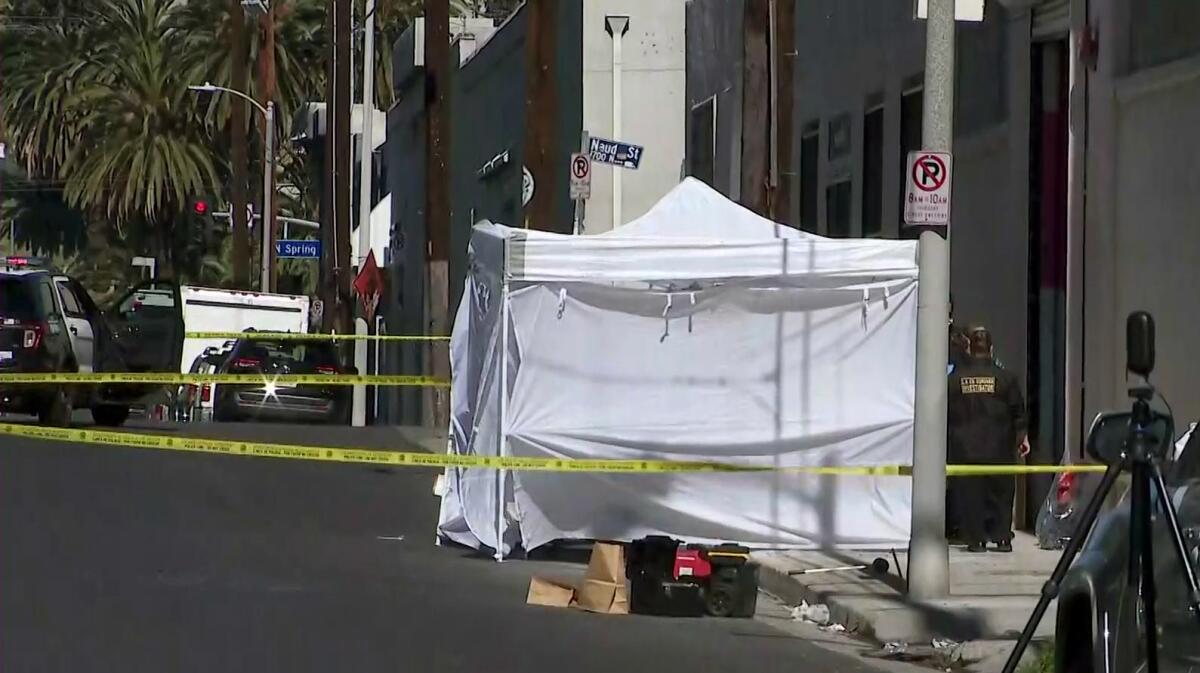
[627,536,759,618]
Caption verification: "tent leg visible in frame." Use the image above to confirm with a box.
[495,275,511,562]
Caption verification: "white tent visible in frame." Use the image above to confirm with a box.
[437,178,920,557]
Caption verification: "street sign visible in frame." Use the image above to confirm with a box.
[569,152,592,200]
[353,250,383,322]
[276,239,321,259]
[589,136,643,170]
[903,151,953,226]
[522,166,535,206]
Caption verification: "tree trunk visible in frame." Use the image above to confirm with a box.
[229,0,250,289]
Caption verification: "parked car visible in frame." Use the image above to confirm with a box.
[212,334,353,424]
[1037,424,1198,550]
[174,343,233,422]
[1053,414,1200,673]
[0,256,185,426]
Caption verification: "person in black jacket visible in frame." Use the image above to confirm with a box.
[948,326,1029,552]
[946,323,971,543]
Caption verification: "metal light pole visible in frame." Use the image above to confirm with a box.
[262,101,275,292]
[907,0,954,599]
[188,83,276,293]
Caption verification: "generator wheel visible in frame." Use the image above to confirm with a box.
[705,586,735,617]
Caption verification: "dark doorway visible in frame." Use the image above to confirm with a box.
[1024,38,1069,529]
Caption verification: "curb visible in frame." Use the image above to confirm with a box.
[753,559,882,641]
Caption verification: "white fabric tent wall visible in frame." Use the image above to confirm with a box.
[437,179,920,556]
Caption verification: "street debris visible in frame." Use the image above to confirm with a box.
[789,600,831,625]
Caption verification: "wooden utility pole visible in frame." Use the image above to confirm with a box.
[771,0,795,224]
[322,0,353,335]
[522,0,557,231]
[740,0,770,215]
[259,3,279,291]
[229,0,250,289]
[424,0,451,428]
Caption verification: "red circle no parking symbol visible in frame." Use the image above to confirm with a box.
[912,154,948,192]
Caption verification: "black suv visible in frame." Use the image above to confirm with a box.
[0,257,185,426]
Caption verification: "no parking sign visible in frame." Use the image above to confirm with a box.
[903,151,953,226]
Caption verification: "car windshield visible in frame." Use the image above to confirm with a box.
[0,278,44,321]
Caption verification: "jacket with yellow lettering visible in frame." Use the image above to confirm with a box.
[947,357,1028,464]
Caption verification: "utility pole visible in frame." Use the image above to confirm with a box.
[334,0,352,334]
[260,2,279,292]
[322,0,336,329]
[229,0,250,289]
[424,0,451,429]
[770,0,795,224]
[352,0,378,428]
[907,0,954,600]
[740,0,770,215]
[523,0,557,231]
[322,0,353,335]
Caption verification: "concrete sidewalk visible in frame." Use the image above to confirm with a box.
[754,532,1059,670]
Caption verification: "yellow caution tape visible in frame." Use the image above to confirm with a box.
[186,332,450,342]
[0,373,448,387]
[0,420,1111,476]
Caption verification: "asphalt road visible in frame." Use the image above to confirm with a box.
[0,415,911,673]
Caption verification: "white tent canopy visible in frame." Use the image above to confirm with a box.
[438,178,920,556]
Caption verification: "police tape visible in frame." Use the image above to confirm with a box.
[0,373,449,387]
[186,332,450,342]
[0,420,1110,476]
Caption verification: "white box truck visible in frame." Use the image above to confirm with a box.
[172,287,310,422]
[178,287,310,372]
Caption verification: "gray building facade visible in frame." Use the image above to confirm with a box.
[380,5,583,425]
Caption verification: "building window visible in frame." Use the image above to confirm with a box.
[689,96,717,186]
[826,180,852,238]
[899,88,923,239]
[862,106,884,238]
[827,114,851,161]
[799,126,819,232]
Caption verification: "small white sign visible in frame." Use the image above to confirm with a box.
[569,152,591,200]
[522,166,534,206]
[915,0,984,22]
[903,151,953,226]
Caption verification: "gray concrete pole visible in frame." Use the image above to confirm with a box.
[907,0,954,599]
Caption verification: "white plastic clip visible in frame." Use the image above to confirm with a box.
[861,288,870,329]
[557,288,567,319]
[687,293,697,333]
[883,285,891,310]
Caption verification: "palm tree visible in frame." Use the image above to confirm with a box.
[60,0,223,277]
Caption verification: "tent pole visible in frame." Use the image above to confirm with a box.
[496,263,511,562]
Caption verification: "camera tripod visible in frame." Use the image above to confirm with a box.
[1001,388,1200,673]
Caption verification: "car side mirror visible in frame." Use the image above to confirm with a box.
[1086,410,1174,465]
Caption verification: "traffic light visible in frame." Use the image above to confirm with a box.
[188,197,218,250]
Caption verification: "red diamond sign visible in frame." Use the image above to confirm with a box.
[353,250,384,322]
